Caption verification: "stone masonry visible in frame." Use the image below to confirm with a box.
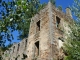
[2,1,73,60]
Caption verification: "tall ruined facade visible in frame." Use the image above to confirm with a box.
[2,2,73,60]
[26,2,73,60]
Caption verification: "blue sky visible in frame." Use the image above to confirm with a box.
[5,0,74,46]
[40,0,74,12]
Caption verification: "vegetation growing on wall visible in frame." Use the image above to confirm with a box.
[64,0,80,60]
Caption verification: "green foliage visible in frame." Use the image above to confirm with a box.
[0,56,2,60]
[63,0,80,59]
[0,0,45,47]
[1,44,12,52]
[5,54,9,57]
[50,0,56,6]
[63,22,80,60]
[72,0,80,22]
[57,5,62,11]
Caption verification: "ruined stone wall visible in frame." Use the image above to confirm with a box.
[26,6,51,59]
[2,2,73,60]
[50,2,73,60]
[26,2,73,60]
[2,38,28,60]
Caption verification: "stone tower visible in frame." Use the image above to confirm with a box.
[2,1,73,60]
[26,1,73,60]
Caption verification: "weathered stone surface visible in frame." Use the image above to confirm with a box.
[2,1,73,60]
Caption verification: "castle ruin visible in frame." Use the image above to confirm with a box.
[2,1,73,60]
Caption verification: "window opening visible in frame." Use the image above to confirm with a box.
[13,46,15,53]
[17,44,20,51]
[36,20,40,31]
[22,54,27,59]
[15,57,17,60]
[56,16,60,27]
[35,41,39,57]
[25,39,27,49]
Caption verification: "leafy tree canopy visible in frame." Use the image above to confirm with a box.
[0,0,45,47]
[64,0,80,60]
[50,0,56,6]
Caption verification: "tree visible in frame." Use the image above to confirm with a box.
[57,5,62,11]
[64,23,80,60]
[50,0,56,6]
[71,0,80,22]
[0,0,45,47]
[0,47,3,60]
[63,0,80,60]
